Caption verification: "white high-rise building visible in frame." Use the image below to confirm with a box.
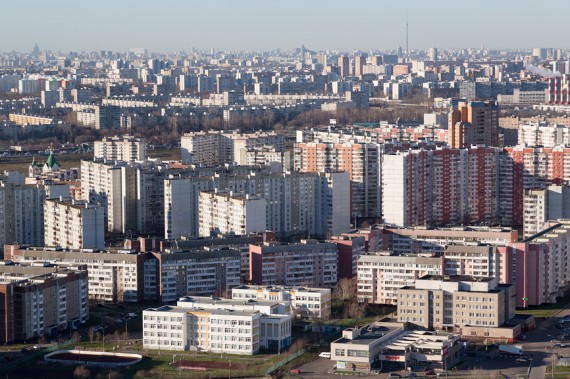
[524,185,570,238]
[44,198,105,250]
[0,174,45,249]
[81,159,137,233]
[94,135,146,162]
[165,171,350,240]
[198,191,266,237]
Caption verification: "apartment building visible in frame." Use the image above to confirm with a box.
[81,159,137,233]
[198,191,266,237]
[501,145,570,226]
[44,198,105,250]
[380,225,518,255]
[166,170,349,240]
[357,254,444,304]
[397,275,515,334]
[237,147,291,172]
[0,263,88,343]
[5,245,144,303]
[232,284,332,319]
[328,236,365,278]
[149,249,241,302]
[499,220,570,307]
[5,244,241,304]
[0,175,45,249]
[518,123,570,147]
[443,245,500,279]
[523,185,570,238]
[180,130,284,165]
[382,147,500,228]
[249,240,338,287]
[94,135,146,162]
[448,101,499,148]
[294,140,381,219]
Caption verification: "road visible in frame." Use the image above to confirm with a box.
[297,302,570,378]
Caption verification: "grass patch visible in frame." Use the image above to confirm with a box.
[516,296,570,322]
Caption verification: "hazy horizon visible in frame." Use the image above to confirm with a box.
[2,0,569,53]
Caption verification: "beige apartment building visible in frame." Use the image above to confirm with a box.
[397,275,515,335]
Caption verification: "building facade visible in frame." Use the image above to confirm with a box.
[44,198,105,250]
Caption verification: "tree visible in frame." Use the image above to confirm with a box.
[334,277,357,302]
[73,365,91,379]
[88,327,95,344]
[347,300,366,321]
[71,331,81,344]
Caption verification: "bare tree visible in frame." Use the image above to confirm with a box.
[334,277,357,302]
[71,331,81,344]
[88,327,95,344]
[73,365,91,379]
[347,300,366,321]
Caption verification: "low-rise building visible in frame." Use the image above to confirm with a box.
[397,275,516,339]
[143,295,292,354]
[231,284,332,319]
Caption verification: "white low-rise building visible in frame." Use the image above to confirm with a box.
[143,296,292,354]
[232,284,332,319]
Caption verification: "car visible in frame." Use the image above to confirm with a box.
[554,343,568,348]
[409,373,417,378]
[425,369,436,376]
[436,371,449,377]
[388,374,401,378]
[128,312,137,317]
[516,356,531,363]
[318,352,331,359]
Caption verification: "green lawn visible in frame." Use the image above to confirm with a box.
[516,296,570,322]
[2,340,305,379]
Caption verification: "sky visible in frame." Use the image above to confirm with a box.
[1,0,569,53]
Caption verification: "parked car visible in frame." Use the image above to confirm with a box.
[425,369,437,376]
[318,352,331,359]
[388,373,401,378]
[516,356,531,363]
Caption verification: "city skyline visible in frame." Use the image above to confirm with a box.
[2,0,570,53]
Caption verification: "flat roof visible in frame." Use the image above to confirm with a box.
[333,325,400,346]
[178,295,283,308]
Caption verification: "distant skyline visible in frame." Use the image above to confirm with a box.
[2,0,569,53]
